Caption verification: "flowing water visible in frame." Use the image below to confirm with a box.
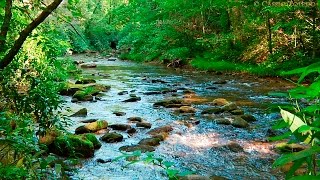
[67,55,294,180]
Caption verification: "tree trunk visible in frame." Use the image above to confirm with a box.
[0,0,64,69]
[267,11,273,54]
[0,0,13,52]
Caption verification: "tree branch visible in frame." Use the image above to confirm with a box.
[0,0,13,52]
[0,0,64,69]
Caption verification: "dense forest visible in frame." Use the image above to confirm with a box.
[0,0,320,179]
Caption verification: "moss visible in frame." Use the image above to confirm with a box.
[52,134,95,158]
[85,133,102,149]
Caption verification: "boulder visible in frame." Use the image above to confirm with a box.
[136,122,152,129]
[75,78,96,84]
[154,99,188,108]
[212,98,229,106]
[240,114,257,122]
[118,91,128,95]
[214,118,231,125]
[113,111,126,116]
[147,125,173,136]
[221,103,239,112]
[138,137,161,146]
[275,143,308,153]
[177,106,196,113]
[51,134,100,158]
[80,63,97,68]
[73,91,94,101]
[201,108,224,115]
[127,127,137,134]
[70,108,88,117]
[100,132,123,143]
[144,91,162,95]
[212,80,227,84]
[230,109,244,115]
[109,124,131,131]
[119,145,155,152]
[128,117,143,122]
[231,117,249,128]
[123,97,141,102]
[75,120,108,134]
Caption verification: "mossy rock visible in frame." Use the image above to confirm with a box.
[153,99,187,108]
[275,143,308,153]
[201,107,224,114]
[73,90,94,101]
[147,125,173,136]
[212,98,229,106]
[240,114,257,122]
[119,145,155,152]
[100,132,123,143]
[85,133,102,149]
[138,137,161,146]
[70,108,88,117]
[51,134,98,158]
[75,78,96,84]
[231,117,249,128]
[75,120,108,134]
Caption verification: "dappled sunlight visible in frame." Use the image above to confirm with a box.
[241,140,277,155]
[166,132,220,149]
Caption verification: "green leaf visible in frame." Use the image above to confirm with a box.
[55,164,62,175]
[273,146,320,168]
[286,158,306,179]
[163,161,174,168]
[289,175,320,180]
[268,131,291,141]
[166,169,179,178]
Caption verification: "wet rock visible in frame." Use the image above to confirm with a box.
[128,117,143,122]
[70,108,88,117]
[75,120,108,134]
[80,63,97,68]
[119,145,155,152]
[123,96,141,102]
[50,134,100,158]
[162,89,178,94]
[154,99,188,108]
[96,158,112,163]
[138,137,161,146]
[147,125,173,136]
[183,89,195,94]
[136,122,152,129]
[212,80,227,84]
[59,83,83,96]
[201,108,224,115]
[109,124,131,131]
[75,78,96,84]
[221,103,239,112]
[127,127,137,134]
[118,91,128,95]
[212,98,229,106]
[177,106,196,113]
[231,117,249,128]
[71,98,78,103]
[230,109,244,115]
[275,142,308,153]
[151,79,167,84]
[85,133,102,149]
[144,91,162,95]
[240,114,257,122]
[108,57,117,61]
[73,60,84,65]
[214,118,231,125]
[226,142,244,152]
[206,86,217,90]
[113,111,126,116]
[73,91,94,101]
[100,132,123,143]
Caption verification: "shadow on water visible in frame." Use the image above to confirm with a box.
[68,55,293,180]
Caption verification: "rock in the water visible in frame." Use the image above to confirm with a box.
[81,119,97,123]
[118,91,128,95]
[75,120,108,134]
[231,117,249,128]
[178,175,212,180]
[109,124,131,131]
[85,133,102,149]
[50,134,100,158]
[113,111,126,116]
[71,98,78,103]
[154,99,188,108]
[123,97,141,102]
[147,125,173,136]
[212,98,229,106]
[96,158,112,163]
[75,78,96,84]
[138,137,161,146]
[108,57,117,61]
[151,79,167,84]
[230,109,244,115]
[100,132,123,143]
[127,127,137,134]
[128,117,143,122]
[214,118,231,125]
[136,122,152,129]
[119,145,155,152]
[70,108,88,117]
[80,63,97,68]
[226,142,244,152]
[143,91,162,95]
[240,114,257,122]
[206,86,217,90]
[177,106,196,113]
[212,80,227,84]
[221,103,239,112]
[201,108,224,114]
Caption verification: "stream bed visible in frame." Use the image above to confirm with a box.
[66,55,293,180]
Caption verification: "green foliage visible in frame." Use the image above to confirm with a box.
[114,150,195,180]
[270,62,320,178]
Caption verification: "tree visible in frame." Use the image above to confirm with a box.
[0,0,64,69]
